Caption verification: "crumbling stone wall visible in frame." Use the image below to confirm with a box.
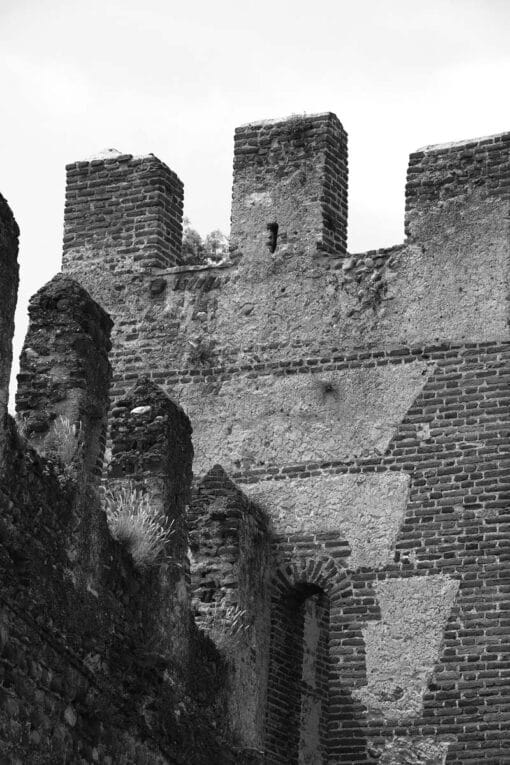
[0,240,244,762]
[189,465,271,753]
[16,274,112,477]
[108,377,193,661]
[59,114,510,763]
[0,194,19,464]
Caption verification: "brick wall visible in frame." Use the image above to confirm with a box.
[231,113,348,262]
[405,132,510,237]
[63,151,184,272]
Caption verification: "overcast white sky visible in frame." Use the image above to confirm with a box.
[1,0,509,405]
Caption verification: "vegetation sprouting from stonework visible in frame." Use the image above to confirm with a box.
[17,414,84,483]
[198,603,249,652]
[42,416,83,465]
[181,217,229,266]
[102,481,176,569]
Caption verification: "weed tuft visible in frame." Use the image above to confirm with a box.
[42,416,83,465]
[102,482,175,570]
[198,603,249,651]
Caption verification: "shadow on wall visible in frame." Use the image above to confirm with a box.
[265,580,368,764]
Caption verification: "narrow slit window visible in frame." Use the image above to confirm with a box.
[266,221,279,253]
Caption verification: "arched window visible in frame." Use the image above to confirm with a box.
[264,558,368,764]
[265,583,330,764]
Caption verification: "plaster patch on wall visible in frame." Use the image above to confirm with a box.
[354,575,459,720]
[240,472,410,569]
[371,736,452,764]
[176,361,432,474]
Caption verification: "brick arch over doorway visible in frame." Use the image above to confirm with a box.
[264,556,368,764]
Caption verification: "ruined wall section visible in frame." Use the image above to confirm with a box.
[108,377,193,662]
[1,266,242,763]
[0,194,19,463]
[16,274,112,477]
[189,466,271,754]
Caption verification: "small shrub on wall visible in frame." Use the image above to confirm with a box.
[102,482,175,570]
[198,603,249,652]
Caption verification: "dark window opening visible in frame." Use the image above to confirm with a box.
[266,221,279,253]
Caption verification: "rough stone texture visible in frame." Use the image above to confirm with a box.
[0,417,236,764]
[231,113,348,262]
[1,264,246,761]
[189,466,271,753]
[0,194,19,463]
[241,472,410,569]
[16,274,113,476]
[354,575,460,720]
[108,377,193,660]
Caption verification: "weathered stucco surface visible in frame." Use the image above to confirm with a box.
[241,472,410,569]
[354,575,459,720]
[174,362,431,473]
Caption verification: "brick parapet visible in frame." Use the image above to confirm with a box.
[63,152,184,272]
[405,131,510,237]
[231,112,348,259]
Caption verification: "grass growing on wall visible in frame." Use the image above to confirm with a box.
[102,482,175,570]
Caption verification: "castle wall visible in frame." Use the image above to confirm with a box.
[1,262,247,762]
[60,115,510,763]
